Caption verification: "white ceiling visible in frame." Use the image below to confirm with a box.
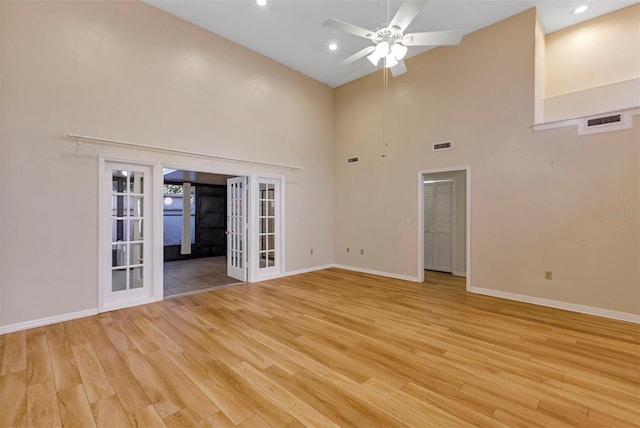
[146,0,636,88]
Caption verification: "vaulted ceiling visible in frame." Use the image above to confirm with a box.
[146,1,635,87]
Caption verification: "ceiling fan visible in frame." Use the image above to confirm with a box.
[324,0,464,77]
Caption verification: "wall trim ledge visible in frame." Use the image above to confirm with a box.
[469,286,640,324]
[0,308,99,335]
[532,106,640,133]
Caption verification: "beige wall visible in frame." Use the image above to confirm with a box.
[0,1,334,326]
[544,79,640,122]
[546,4,640,98]
[334,9,639,314]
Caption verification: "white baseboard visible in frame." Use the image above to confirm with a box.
[332,264,418,282]
[0,308,98,335]
[100,296,162,314]
[453,271,467,277]
[469,286,640,324]
[5,274,634,336]
[285,264,335,277]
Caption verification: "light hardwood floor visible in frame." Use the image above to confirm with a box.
[1,268,639,427]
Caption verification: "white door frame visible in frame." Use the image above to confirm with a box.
[162,163,253,281]
[100,158,289,311]
[161,164,285,284]
[98,156,163,312]
[417,166,471,289]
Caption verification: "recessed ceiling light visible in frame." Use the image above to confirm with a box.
[256,0,267,6]
[572,5,589,14]
[329,43,338,51]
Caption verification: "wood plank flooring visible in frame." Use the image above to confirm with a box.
[1,268,638,427]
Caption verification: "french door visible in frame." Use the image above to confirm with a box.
[227,176,283,282]
[254,177,282,279]
[227,177,247,282]
[424,179,453,273]
[100,161,156,311]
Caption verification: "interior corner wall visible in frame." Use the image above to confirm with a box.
[334,8,639,316]
[0,0,334,327]
[534,12,545,123]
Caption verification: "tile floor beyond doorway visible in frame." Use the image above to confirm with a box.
[164,256,241,297]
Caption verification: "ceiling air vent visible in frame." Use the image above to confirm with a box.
[578,111,630,135]
[346,156,359,164]
[433,141,453,151]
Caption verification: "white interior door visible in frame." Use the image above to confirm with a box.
[102,162,154,311]
[255,178,281,279]
[227,177,247,281]
[424,180,453,273]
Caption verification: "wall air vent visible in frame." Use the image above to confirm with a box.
[346,157,359,164]
[432,141,453,151]
[587,114,621,127]
[578,111,630,135]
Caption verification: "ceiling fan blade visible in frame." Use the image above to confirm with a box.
[389,1,428,32]
[402,30,464,46]
[390,60,408,77]
[338,46,376,66]
[323,18,373,39]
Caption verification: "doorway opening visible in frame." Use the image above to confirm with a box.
[162,169,242,297]
[418,167,470,289]
[100,157,285,311]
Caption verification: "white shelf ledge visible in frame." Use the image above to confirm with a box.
[532,107,640,134]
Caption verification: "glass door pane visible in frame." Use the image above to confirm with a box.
[257,179,279,272]
[111,169,146,293]
[227,177,247,281]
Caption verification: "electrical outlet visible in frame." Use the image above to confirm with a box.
[310,248,313,255]
[360,249,364,255]
[545,271,552,280]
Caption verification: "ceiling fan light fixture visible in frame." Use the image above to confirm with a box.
[391,43,408,60]
[384,54,399,68]
[374,41,390,57]
[367,51,382,66]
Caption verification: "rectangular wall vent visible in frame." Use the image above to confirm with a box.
[587,114,621,127]
[432,141,453,151]
[578,111,631,136]
[346,157,359,164]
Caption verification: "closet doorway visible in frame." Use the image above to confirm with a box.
[418,167,470,288]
